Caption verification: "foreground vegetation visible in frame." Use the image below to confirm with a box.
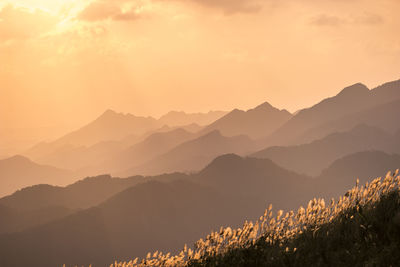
[111,170,400,267]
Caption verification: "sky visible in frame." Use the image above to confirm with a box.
[0,0,400,140]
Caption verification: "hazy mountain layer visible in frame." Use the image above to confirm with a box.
[0,155,73,197]
[119,130,256,176]
[265,79,400,146]
[252,124,399,176]
[158,110,227,126]
[201,102,292,139]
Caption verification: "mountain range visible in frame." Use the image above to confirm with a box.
[264,80,400,146]
[1,78,400,267]
[252,124,400,176]
[1,150,400,266]
[200,102,292,139]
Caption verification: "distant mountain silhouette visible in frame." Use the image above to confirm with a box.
[50,110,162,147]
[265,80,400,146]
[119,130,256,176]
[315,150,400,199]
[252,124,398,176]
[200,102,292,139]
[297,98,400,144]
[0,155,73,197]
[159,110,227,126]
[24,115,204,172]
[23,110,162,168]
[95,128,196,175]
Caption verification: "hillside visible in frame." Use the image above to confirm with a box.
[112,171,400,267]
[0,180,266,267]
[315,151,400,199]
[194,154,311,210]
[1,151,400,266]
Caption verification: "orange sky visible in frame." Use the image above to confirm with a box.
[1,0,400,135]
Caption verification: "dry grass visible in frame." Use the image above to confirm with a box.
[110,170,400,267]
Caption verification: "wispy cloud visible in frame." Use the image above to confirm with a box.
[310,13,384,27]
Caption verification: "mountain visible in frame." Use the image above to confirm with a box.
[158,110,227,126]
[0,180,266,267]
[95,128,196,175]
[297,98,400,144]
[23,114,202,172]
[0,173,187,211]
[0,173,188,235]
[0,154,313,267]
[315,150,400,199]
[25,140,127,171]
[251,124,397,176]
[2,151,399,266]
[265,80,400,146]
[120,130,256,176]
[52,109,162,147]
[0,204,74,235]
[0,155,73,197]
[194,154,312,210]
[200,102,292,139]
[25,110,162,169]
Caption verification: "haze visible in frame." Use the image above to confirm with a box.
[1,0,400,156]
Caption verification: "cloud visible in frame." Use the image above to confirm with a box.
[0,5,56,42]
[77,0,142,22]
[186,0,265,14]
[77,0,266,21]
[310,14,346,26]
[310,13,384,27]
[354,13,383,25]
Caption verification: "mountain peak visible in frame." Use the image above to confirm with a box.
[200,153,243,173]
[253,101,274,111]
[3,155,32,164]
[102,109,118,116]
[337,83,369,98]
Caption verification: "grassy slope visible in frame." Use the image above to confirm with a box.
[112,171,400,267]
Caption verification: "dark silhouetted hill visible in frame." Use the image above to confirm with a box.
[0,173,188,236]
[315,150,400,199]
[0,180,266,267]
[0,204,74,235]
[194,154,312,210]
[0,173,187,211]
